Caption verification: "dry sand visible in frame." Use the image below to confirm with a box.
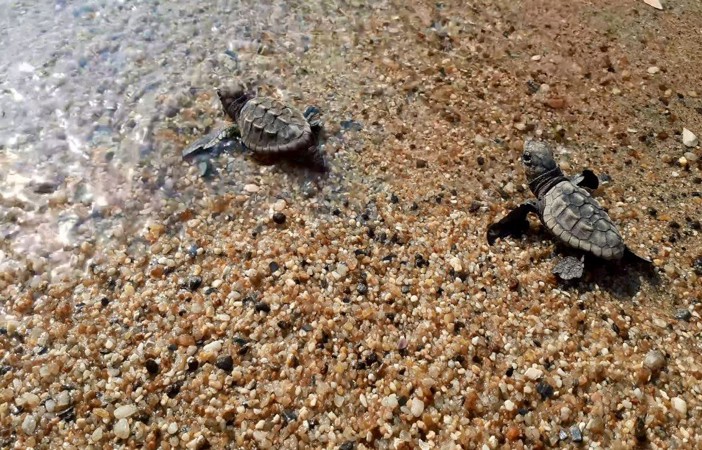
[1,0,701,448]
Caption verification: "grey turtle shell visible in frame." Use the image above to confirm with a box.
[541,180,625,260]
[238,97,313,154]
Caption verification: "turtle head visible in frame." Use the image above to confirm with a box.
[522,140,564,196]
[217,83,251,120]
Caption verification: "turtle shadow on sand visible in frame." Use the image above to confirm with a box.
[548,244,661,300]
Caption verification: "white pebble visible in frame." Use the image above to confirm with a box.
[672,397,687,415]
[91,427,104,442]
[21,414,37,435]
[244,184,259,193]
[647,66,660,74]
[643,0,663,10]
[682,128,698,147]
[202,340,223,353]
[410,398,425,417]
[113,404,138,419]
[531,55,542,61]
[382,394,398,409]
[114,418,130,439]
[504,400,515,412]
[167,422,179,434]
[524,367,543,380]
[449,257,462,272]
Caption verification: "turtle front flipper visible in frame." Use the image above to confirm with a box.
[303,105,323,129]
[569,169,599,191]
[182,125,241,160]
[487,200,539,245]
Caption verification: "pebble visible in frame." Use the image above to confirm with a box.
[674,309,692,321]
[570,425,583,443]
[504,399,516,412]
[272,212,286,224]
[524,367,543,380]
[647,66,660,74]
[410,398,425,417]
[273,199,287,212]
[91,427,104,442]
[643,350,666,373]
[114,404,138,419]
[168,422,179,434]
[203,340,223,354]
[244,184,259,193]
[449,257,462,272]
[215,355,234,372]
[531,54,542,61]
[682,128,698,147]
[643,0,664,10]
[21,414,37,435]
[114,418,130,439]
[671,397,687,415]
[145,359,160,375]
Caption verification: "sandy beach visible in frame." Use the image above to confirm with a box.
[1,0,701,448]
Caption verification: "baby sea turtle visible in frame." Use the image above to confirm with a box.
[217,83,328,171]
[487,140,650,279]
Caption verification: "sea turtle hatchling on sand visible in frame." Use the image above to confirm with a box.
[217,83,328,171]
[487,140,651,279]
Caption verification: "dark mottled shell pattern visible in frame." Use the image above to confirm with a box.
[541,181,625,260]
[238,97,312,154]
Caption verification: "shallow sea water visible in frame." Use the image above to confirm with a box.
[1,0,330,277]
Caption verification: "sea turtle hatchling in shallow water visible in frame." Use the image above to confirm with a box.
[217,83,329,171]
[487,140,651,279]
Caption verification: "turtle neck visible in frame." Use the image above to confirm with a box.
[528,167,567,198]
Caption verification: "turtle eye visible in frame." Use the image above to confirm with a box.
[523,152,532,164]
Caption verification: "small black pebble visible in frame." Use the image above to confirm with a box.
[390,193,399,204]
[302,324,313,332]
[166,382,181,398]
[674,309,692,321]
[215,355,234,372]
[272,212,286,224]
[167,344,178,352]
[269,261,280,274]
[255,302,271,313]
[100,297,109,307]
[187,358,199,372]
[339,441,356,450]
[357,283,368,295]
[536,380,554,399]
[477,156,485,166]
[518,408,529,416]
[145,359,159,375]
[187,276,202,291]
[505,367,514,377]
[282,409,298,423]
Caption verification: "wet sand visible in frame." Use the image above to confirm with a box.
[1,0,701,448]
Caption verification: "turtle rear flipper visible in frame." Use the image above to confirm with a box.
[552,255,585,281]
[623,247,654,269]
[487,201,538,245]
